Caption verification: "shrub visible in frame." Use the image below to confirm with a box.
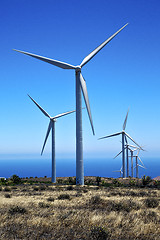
[47,197,54,202]
[144,198,159,208]
[33,186,39,191]
[112,179,123,187]
[96,176,101,186]
[39,185,46,191]
[90,226,109,240]
[58,194,70,200]
[57,179,63,184]
[9,206,27,215]
[10,175,21,184]
[67,177,76,185]
[38,202,50,208]
[66,186,73,191]
[3,187,11,192]
[5,193,11,198]
[90,195,102,205]
[153,180,160,187]
[0,187,2,191]
[129,179,136,186]
[142,175,152,186]
[0,178,6,185]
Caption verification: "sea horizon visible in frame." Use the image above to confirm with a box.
[0,157,159,179]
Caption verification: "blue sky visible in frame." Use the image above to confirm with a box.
[0,0,160,160]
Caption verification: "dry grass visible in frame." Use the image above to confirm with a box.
[0,177,160,239]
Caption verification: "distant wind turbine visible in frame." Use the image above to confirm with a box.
[28,95,75,183]
[127,144,138,177]
[99,109,142,178]
[134,149,146,178]
[14,23,128,185]
[113,166,123,178]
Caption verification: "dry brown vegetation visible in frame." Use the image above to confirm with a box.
[0,176,160,239]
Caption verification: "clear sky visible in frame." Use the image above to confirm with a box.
[0,0,160,160]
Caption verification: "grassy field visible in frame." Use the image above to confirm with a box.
[0,176,160,239]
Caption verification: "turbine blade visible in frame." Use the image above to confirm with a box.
[53,110,76,119]
[79,73,95,135]
[125,132,142,149]
[138,164,146,169]
[28,94,50,118]
[123,108,129,130]
[136,148,140,156]
[114,150,122,159]
[127,144,137,148]
[13,49,76,69]
[98,131,122,140]
[138,156,145,166]
[80,23,128,67]
[41,121,52,155]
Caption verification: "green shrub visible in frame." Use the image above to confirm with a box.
[10,175,21,184]
[112,179,123,187]
[96,176,101,186]
[57,179,63,184]
[144,198,159,208]
[90,226,109,240]
[66,186,74,191]
[3,187,11,192]
[58,194,70,200]
[68,177,76,185]
[129,179,136,186]
[142,175,152,186]
[9,206,27,215]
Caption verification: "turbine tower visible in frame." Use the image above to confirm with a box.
[134,149,146,178]
[127,144,138,177]
[14,23,128,185]
[99,110,141,178]
[28,95,75,183]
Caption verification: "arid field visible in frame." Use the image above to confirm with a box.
[0,176,160,240]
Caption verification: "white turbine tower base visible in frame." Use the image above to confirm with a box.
[14,23,128,185]
[28,95,75,183]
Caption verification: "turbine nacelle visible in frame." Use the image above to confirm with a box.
[75,66,81,72]
[51,118,57,122]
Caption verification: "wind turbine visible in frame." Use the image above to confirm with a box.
[134,149,146,178]
[99,109,142,178]
[127,144,138,177]
[14,23,128,185]
[113,167,123,178]
[28,95,75,183]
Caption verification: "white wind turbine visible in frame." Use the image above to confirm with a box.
[99,109,142,178]
[28,95,75,183]
[14,23,128,185]
[127,144,138,177]
[113,166,123,178]
[134,149,146,178]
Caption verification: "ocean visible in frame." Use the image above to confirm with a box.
[0,158,159,179]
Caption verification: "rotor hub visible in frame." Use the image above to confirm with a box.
[75,66,81,72]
